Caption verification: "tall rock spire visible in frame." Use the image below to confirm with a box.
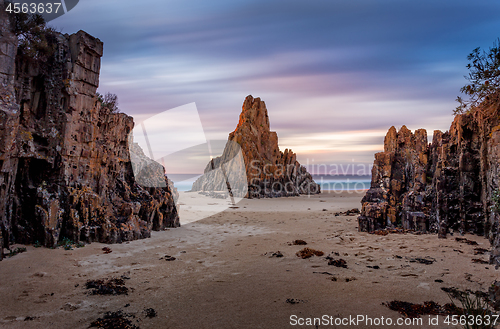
[192,95,320,198]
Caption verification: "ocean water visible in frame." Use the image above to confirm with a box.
[312,174,371,192]
[168,174,371,192]
[167,174,202,192]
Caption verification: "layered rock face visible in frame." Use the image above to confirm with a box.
[192,95,320,198]
[358,101,500,265]
[0,8,179,253]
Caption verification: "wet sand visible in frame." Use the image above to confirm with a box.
[0,191,497,328]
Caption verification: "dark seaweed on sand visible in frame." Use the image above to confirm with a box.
[296,248,324,259]
[269,251,283,258]
[89,311,138,329]
[144,308,157,318]
[474,248,489,255]
[472,258,489,264]
[455,237,479,245]
[327,258,348,268]
[86,278,128,295]
[286,298,306,304]
[409,257,435,265]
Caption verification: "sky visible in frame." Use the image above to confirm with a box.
[52,0,500,174]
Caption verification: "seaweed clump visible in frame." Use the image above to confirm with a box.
[296,248,324,259]
[327,258,348,268]
[85,278,128,295]
[89,311,138,329]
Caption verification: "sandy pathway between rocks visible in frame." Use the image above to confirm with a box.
[0,191,498,328]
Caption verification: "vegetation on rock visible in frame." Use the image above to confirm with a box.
[7,5,57,62]
[456,38,500,114]
[97,92,120,113]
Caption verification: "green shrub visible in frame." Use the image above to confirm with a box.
[59,237,74,250]
[446,289,496,329]
[58,237,85,250]
[96,92,119,113]
[456,38,500,115]
[7,6,57,62]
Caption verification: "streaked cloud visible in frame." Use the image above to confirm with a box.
[51,0,500,172]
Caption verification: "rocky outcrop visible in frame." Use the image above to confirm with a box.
[358,100,500,266]
[191,95,320,198]
[0,6,179,251]
[358,126,430,233]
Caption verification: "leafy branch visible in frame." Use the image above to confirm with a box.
[455,38,500,115]
[96,92,120,113]
[5,2,58,62]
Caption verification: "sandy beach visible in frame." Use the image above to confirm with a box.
[0,191,497,329]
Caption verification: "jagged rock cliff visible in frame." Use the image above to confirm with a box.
[358,100,500,265]
[191,95,320,198]
[0,7,179,255]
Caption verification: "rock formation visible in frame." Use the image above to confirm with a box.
[0,6,179,255]
[191,95,320,198]
[358,100,500,265]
